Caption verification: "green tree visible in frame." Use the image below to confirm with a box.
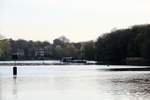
[83,41,95,60]
[0,39,11,60]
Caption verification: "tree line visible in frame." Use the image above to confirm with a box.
[0,36,95,61]
[0,24,150,65]
[96,24,150,65]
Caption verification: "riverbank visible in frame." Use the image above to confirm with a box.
[0,60,98,66]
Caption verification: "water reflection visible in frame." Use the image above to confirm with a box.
[1,66,150,100]
[0,77,2,100]
[105,72,150,100]
[52,76,72,91]
[13,77,17,100]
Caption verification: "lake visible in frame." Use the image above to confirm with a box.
[0,62,150,100]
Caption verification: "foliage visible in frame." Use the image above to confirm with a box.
[96,24,150,65]
[0,39,11,60]
[0,24,150,66]
[83,41,95,60]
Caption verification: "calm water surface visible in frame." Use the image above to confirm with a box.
[0,64,150,100]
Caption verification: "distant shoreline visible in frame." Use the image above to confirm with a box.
[0,60,149,66]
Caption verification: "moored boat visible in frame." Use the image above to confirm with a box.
[61,57,87,63]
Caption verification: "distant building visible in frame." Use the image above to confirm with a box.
[35,48,45,59]
[12,49,24,60]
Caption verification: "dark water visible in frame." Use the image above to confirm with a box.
[0,65,150,100]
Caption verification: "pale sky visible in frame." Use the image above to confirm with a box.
[0,0,150,42]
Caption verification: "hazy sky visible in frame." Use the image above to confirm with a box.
[0,0,150,42]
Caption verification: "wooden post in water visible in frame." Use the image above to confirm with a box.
[12,54,18,77]
[13,66,17,76]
